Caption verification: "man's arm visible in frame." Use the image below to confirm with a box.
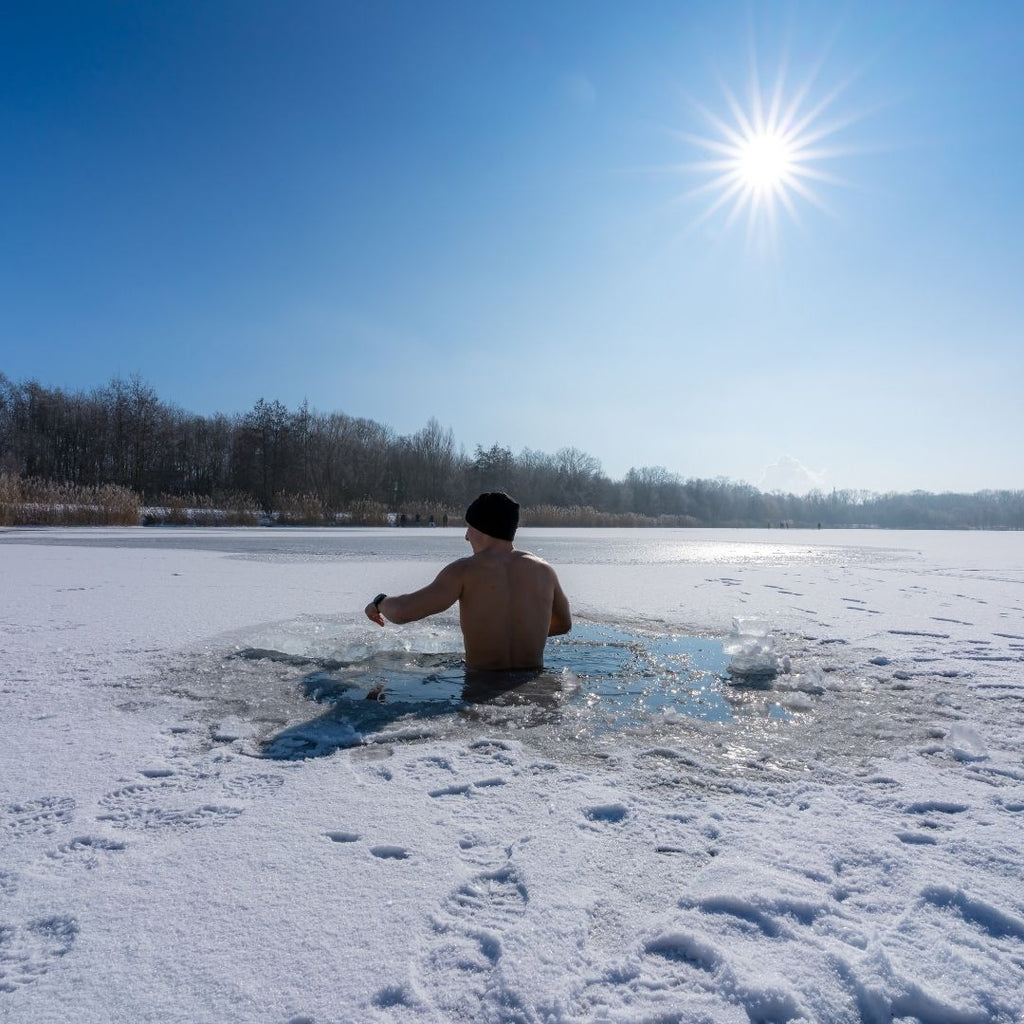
[365,561,465,627]
[548,574,572,636]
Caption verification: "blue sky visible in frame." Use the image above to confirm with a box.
[2,1,1022,494]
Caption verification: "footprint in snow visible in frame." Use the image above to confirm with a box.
[369,845,410,861]
[101,778,202,806]
[1,797,76,839]
[920,884,1024,941]
[39,835,127,873]
[220,772,284,800]
[896,831,938,846]
[410,860,529,1018]
[586,876,855,1022]
[904,800,969,816]
[324,831,360,844]
[611,861,870,1019]
[643,929,722,972]
[467,738,518,766]
[323,833,409,860]
[428,777,507,798]
[97,783,242,832]
[440,862,529,934]
[576,925,805,1023]
[0,914,78,994]
[402,754,456,783]
[98,804,242,833]
[455,834,516,869]
[581,803,629,829]
[371,982,419,1010]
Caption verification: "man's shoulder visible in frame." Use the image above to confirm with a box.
[512,547,545,562]
[511,549,556,573]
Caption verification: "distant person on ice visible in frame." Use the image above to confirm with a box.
[364,492,571,670]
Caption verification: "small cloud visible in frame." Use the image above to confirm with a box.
[759,456,827,495]
[559,72,596,109]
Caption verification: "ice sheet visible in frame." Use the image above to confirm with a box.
[2,527,1023,1022]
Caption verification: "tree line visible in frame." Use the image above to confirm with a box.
[1,373,1021,530]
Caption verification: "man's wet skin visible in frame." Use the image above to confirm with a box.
[365,494,571,671]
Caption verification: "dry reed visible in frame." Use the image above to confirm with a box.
[0,474,139,526]
[521,504,699,528]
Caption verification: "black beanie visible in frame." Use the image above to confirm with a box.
[465,492,520,541]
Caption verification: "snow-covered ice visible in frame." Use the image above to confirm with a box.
[1,526,1022,1023]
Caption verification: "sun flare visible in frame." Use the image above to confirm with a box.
[678,47,862,248]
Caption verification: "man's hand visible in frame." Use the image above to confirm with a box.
[365,600,385,627]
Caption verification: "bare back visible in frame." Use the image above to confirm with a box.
[367,531,571,671]
[458,549,559,671]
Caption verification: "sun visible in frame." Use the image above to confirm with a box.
[737,130,794,192]
[677,45,862,248]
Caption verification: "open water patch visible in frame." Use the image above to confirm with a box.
[202,620,790,760]
[547,623,786,724]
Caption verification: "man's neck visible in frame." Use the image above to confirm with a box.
[472,537,515,555]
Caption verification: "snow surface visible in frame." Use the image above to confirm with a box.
[1,526,1023,1023]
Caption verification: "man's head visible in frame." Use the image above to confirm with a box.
[464,492,519,543]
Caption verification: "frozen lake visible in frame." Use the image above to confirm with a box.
[2,526,1023,1022]
[0,522,987,566]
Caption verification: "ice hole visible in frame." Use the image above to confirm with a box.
[218,620,791,759]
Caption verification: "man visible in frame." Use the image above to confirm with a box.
[364,492,571,671]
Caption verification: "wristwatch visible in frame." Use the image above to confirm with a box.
[372,593,387,611]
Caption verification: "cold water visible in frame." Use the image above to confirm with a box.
[225,620,788,759]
